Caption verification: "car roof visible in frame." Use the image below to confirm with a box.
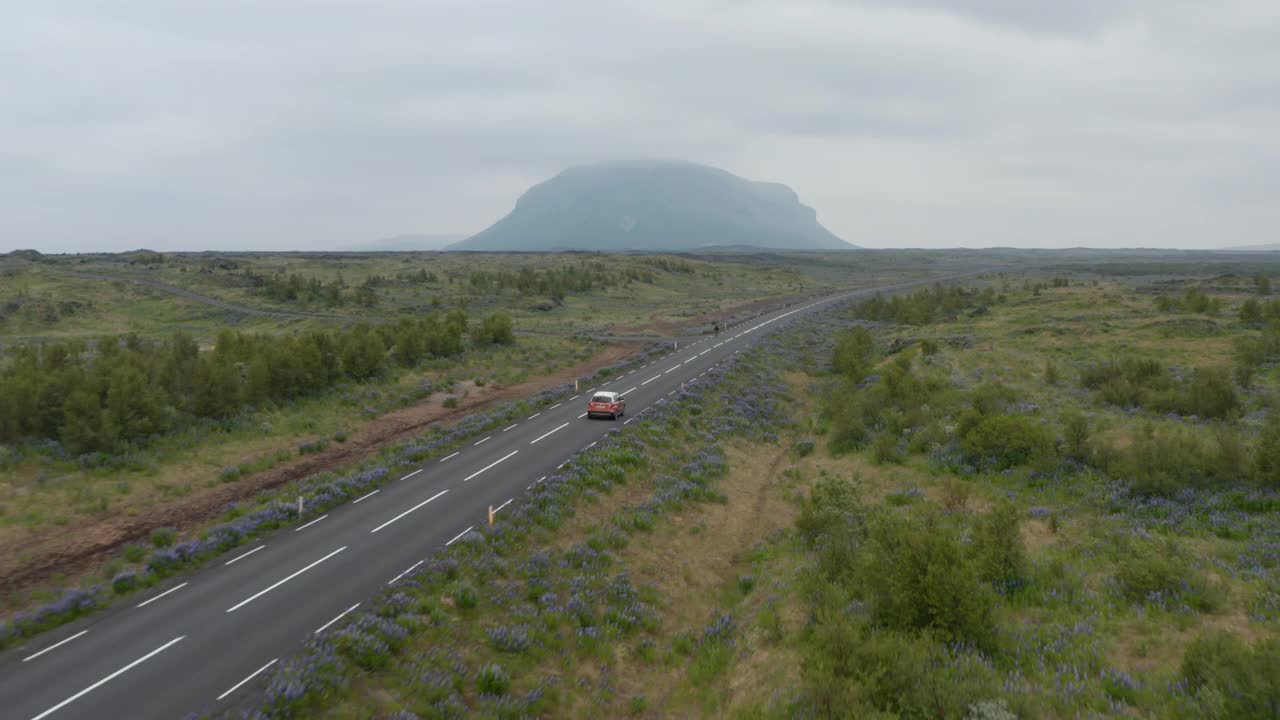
[592,391,619,399]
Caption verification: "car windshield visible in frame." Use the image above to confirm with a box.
[591,395,614,403]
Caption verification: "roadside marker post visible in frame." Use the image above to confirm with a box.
[297,496,303,515]
[488,506,495,526]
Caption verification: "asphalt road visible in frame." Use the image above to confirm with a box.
[0,283,930,720]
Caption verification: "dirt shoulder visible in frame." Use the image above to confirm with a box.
[0,343,640,600]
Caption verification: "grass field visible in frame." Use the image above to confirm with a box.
[214,269,1280,720]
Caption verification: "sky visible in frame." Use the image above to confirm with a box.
[3,0,1278,252]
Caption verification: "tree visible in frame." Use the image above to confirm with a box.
[105,365,170,443]
[193,357,241,419]
[60,388,109,453]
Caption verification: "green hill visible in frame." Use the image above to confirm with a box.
[450,160,852,251]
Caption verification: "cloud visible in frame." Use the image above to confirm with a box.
[1,0,1278,251]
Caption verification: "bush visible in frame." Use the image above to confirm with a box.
[859,511,996,650]
[831,327,875,381]
[871,433,902,464]
[1181,631,1280,719]
[962,415,1055,470]
[476,664,511,695]
[1061,410,1090,460]
[1256,414,1280,487]
[149,527,177,548]
[472,313,515,346]
[1179,367,1240,420]
[1114,543,1224,613]
[796,476,865,549]
[123,543,146,562]
[802,614,989,719]
[442,397,459,409]
[111,571,138,595]
[453,582,478,610]
[974,501,1027,595]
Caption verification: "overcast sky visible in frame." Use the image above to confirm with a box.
[3,0,1278,252]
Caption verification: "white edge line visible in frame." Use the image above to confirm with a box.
[22,630,89,663]
[388,560,424,585]
[493,498,514,514]
[446,526,474,545]
[216,658,279,701]
[623,387,637,395]
[370,490,449,533]
[399,469,422,481]
[463,450,519,482]
[537,475,546,483]
[353,489,380,504]
[570,394,580,400]
[295,514,328,532]
[226,546,347,612]
[585,441,597,450]
[550,403,562,409]
[28,636,185,720]
[225,545,265,566]
[503,424,518,432]
[624,418,634,425]
[136,582,188,608]
[474,436,491,446]
[527,412,541,419]
[530,422,570,444]
[314,603,361,634]
[440,452,459,462]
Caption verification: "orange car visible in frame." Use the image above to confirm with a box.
[586,391,626,419]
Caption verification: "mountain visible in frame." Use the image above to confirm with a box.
[449,160,852,251]
[1220,243,1280,252]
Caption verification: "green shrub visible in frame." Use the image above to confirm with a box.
[123,544,146,562]
[962,415,1055,470]
[920,339,940,357]
[1256,414,1280,488]
[871,433,902,464]
[149,527,177,548]
[1061,410,1090,460]
[1114,544,1225,613]
[832,327,875,381]
[974,501,1027,595]
[442,397,459,409]
[1242,298,1263,323]
[859,511,996,650]
[801,613,990,720]
[1179,367,1240,419]
[453,582,478,610]
[1180,631,1280,719]
[477,664,511,695]
[796,477,866,549]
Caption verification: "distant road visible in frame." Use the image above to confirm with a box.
[59,271,348,320]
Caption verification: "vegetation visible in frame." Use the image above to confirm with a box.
[0,311,498,453]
